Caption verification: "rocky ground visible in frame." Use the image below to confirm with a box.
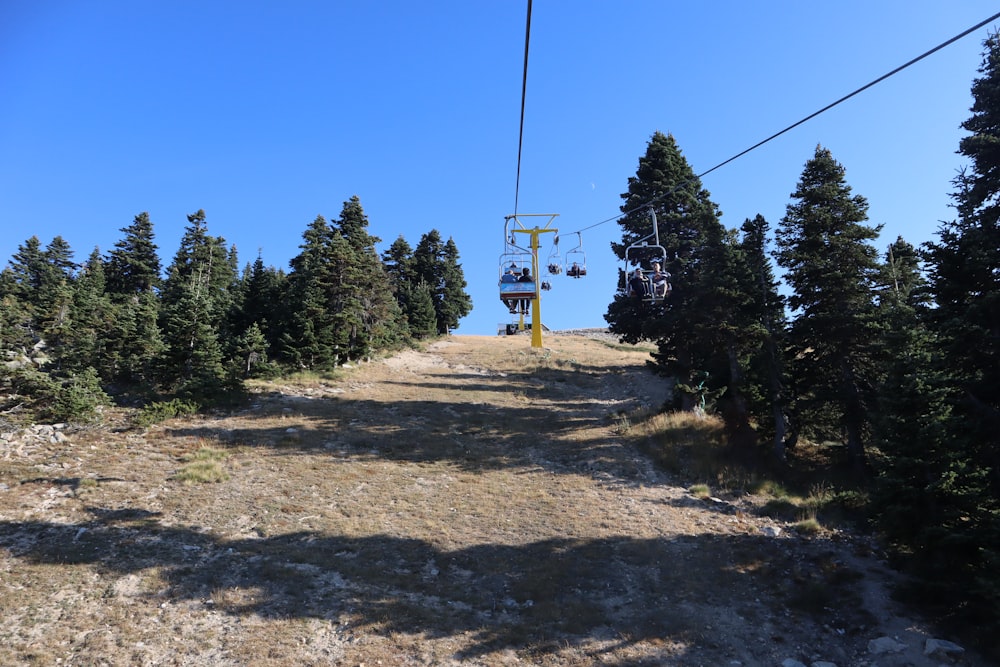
[0,332,990,666]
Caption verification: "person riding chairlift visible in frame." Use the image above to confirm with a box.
[500,267,518,313]
[517,267,533,314]
[650,262,671,298]
[628,268,650,299]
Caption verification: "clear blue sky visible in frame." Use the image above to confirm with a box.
[2,2,998,335]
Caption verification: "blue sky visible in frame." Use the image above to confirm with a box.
[2,2,998,335]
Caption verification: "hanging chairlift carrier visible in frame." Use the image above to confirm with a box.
[565,232,587,278]
[623,209,671,301]
[545,235,563,276]
[499,248,537,306]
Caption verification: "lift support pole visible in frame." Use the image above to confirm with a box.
[508,214,558,349]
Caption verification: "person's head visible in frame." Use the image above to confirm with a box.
[653,262,661,271]
[634,268,643,276]
[522,268,530,276]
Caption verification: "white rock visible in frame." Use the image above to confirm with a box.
[762,525,782,537]
[868,636,907,654]
[924,638,965,657]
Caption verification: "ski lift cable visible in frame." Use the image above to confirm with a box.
[568,10,1000,236]
[513,0,533,218]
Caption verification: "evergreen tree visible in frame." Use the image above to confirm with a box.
[232,254,287,351]
[333,196,406,356]
[402,280,438,339]
[97,212,165,389]
[111,290,165,389]
[158,211,235,396]
[898,32,1000,631]
[105,212,161,296]
[924,34,1000,479]
[382,235,415,295]
[740,214,790,457]
[159,266,228,396]
[382,235,416,337]
[605,132,732,411]
[5,236,76,331]
[0,264,35,354]
[412,229,473,335]
[282,215,347,369]
[37,236,77,343]
[437,238,472,334]
[774,146,882,465]
[232,322,274,379]
[58,248,115,378]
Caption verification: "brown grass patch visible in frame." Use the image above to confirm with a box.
[0,333,979,666]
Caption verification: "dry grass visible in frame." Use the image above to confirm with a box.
[0,333,980,666]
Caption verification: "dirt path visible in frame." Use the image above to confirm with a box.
[0,333,987,666]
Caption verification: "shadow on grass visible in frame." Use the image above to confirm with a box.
[0,509,872,663]
[165,363,665,483]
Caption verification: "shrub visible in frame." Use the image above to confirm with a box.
[135,398,200,427]
[48,368,110,423]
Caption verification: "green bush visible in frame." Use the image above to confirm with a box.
[135,398,200,427]
[48,368,111,423]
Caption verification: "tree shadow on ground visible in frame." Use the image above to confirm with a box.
[0,509,871,663]
[165,362,664,482]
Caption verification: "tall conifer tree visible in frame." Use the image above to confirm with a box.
[893,32,1000,629]
[333,196,405,356]
[774,146,882,465]
[105,212,161,296]
[158,211,234,395]
[282,215,346,368]
[412,230,472,335]
[739,214,789,456]
[606,132,734,412]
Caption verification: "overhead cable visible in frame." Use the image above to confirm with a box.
[571,10,1000,235]
[513,0,533,217]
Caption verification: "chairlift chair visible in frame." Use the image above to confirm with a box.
[565,232,587,278]
[545,236,563,276]
[623,240,670,302]
[499,249,537,314]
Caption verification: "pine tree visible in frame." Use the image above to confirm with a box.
[282,215,346,369]
[774,146,883,465]
[97,212,165,389]
[232,322,274,379]
[924,34,1000,476]
[402,281,438,339]
[383,235,415,295]
[58,248,115,378]
[5,236,73,330]
[605,132,733,412]
[0,265,35,355]
[898,31,1000,630]
[232,254,287,352]
[158,211,235,396]
[437,238,472,334]
[333,196,406,356]
[412,230,472,335]
[740,214,789,457]
[105,212,161,296]
[111,289,165,389]
[382,235,415,337]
